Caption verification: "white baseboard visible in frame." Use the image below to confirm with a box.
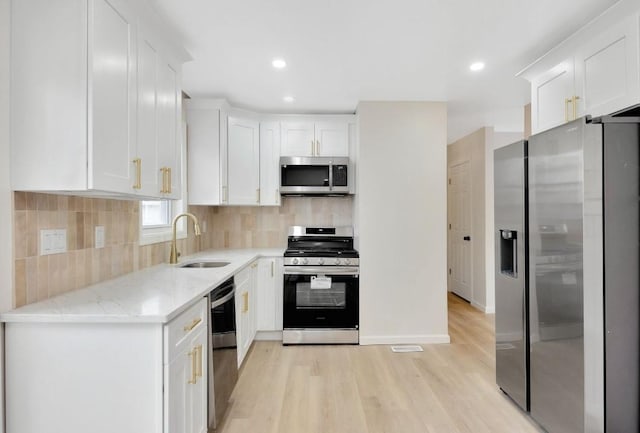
[359,334,450,346]
[471,300,495,314]
[254,330,282,341]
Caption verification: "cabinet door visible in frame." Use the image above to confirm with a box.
[248,262,258,342]
[280,121,315,156]
[227,117,260,205]
[315,121,349,156]
[189,329,207,433]
[158,61,181,199]
[531,59,575,134]
[259,122,281,206]
[574,15,640,119]
[257,258,284,331]
[235,267,251,367]
[137,35,161,197]
[90,0,137,193]
[166,348,192,433]
[186,107,222,205]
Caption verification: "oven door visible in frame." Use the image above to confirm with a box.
[283,266,359,329]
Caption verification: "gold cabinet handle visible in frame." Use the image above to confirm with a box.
[310,140,314,155]
[183,317,202,332]
[188,349,197,384]
[167,167,172,194]
[195,344,203,378]
[222,185,228,203]
[160,168,167,193]
[572,95,580,120]
[564,98,572,123]
[242,292,248,313]
[316,140,320,156]
[132,158,142,189]
[271,260,274,277]
[256,188,260,204]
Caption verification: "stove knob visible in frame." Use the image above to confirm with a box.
[336,258,342,265]
[292,258,299,265]
[344,259,351,266]
[302,258,309,265]
[318,258,325,265]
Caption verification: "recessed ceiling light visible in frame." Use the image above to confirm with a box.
[272,58,287,69]
[283,96,295,103]
[470,62,485,72]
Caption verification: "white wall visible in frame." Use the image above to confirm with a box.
[357,101,449,345]
[1,0,12,430]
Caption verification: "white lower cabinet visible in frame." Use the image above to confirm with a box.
[257,257,283,332]
[235,262,258,367]
[164,299,208,433]
[4,298,208,433]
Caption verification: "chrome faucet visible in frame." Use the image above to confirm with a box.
[169,213,202,264]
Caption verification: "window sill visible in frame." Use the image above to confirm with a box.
[139,226,187,246]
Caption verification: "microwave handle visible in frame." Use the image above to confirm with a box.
[329,161,333,190]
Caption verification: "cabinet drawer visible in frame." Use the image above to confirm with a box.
[165,299,207,362]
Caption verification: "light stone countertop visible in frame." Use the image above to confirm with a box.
[0,248,284,324]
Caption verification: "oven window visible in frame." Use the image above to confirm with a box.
[296,282,346,309]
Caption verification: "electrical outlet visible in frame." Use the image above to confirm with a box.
[40,229,67,255]
[95,226,105,249]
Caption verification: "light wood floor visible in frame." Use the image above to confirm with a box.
[217,293,544,433]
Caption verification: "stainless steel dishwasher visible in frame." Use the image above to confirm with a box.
[207,277,238,430]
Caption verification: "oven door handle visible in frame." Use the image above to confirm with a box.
[211,287,236,309]
[284,266,359,276]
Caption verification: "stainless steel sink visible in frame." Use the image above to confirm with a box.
[179,261,230,268]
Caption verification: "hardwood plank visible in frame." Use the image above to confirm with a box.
[215,293,543,433]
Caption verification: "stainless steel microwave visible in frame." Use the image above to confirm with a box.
[280,156,349,195]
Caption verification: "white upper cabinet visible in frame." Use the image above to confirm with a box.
[523,8,640,134]
[281,121,316,156]
[185,100,228,206]
[531,60,575,133]
[91,0,137,194]
[227,116,260,205]
[281,120,350,157]
[574,15,640,119]
[315,121,350,156]
[259,122,281,206]
[10,0,187,199]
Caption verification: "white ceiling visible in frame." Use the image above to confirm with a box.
[152,0,619,143]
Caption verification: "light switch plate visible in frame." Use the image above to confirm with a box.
[40,229,67,256]
[95,226,105,249]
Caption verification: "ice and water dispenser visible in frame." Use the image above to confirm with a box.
[499,229,518,277]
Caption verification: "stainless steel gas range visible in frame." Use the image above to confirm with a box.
[282,226,359,345]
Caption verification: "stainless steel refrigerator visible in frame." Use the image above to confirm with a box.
[495,107,640,433]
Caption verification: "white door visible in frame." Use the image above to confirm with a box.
[227,117,260,205]
[259,122,281,205]
[280,121,315,156]
[166,350,191,433]
[448,162,472,301]
[90,0,136,193]
[531,59,575,134]
[315,121,349,156]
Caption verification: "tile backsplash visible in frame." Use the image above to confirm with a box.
[13,193,353,308]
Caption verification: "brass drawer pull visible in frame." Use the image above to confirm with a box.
[188,349,197,384]
[195,344,203,378]
[183,317,202,332]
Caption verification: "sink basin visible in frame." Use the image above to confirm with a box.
[180,261,230,268]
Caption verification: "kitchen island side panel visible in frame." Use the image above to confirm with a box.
[5,322,163,433]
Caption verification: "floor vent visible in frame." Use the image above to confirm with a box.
[390,345,423,353]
